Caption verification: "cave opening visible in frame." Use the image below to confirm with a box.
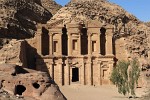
[15,85,26,95]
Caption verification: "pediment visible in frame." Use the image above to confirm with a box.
[88,20,103,28]
[47,19,64,29]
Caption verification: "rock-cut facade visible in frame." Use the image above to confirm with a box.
[31,20,115,86]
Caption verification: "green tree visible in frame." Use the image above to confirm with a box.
[110,59,140,98]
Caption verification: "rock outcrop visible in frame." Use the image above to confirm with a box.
[0,0,61,39]
[0,40,27,66]
[0,64,66,100]
[41,0,62,15]
[145,22,150,27]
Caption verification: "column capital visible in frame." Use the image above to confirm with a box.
[49,33,53,36]
[108,60,114,65]
[97,61,102,64]
[106,29,113,55]
[86,62,92,64]
[87,33,92,37]
[88,33,92,55]
[67,33,71,37]
[36,33,42,36]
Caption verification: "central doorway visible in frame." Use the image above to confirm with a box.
[72,68,79,82]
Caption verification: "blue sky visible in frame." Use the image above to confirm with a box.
[54,0,150,22]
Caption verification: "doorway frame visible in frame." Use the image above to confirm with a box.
[70,66,81,84]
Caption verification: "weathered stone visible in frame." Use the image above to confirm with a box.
[0,64,66,100]
[0,0,61,39]
[0,40,27,67]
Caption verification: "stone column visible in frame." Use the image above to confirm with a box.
[106,29,113,56]
[59,33,62,55]
[58,60,63,86]
[88,34,91,55]
[36,33,42,55]
[81,62,85,85]
[97,61,102,85]
[97,34,101,54]
[68,34,72,56]
[49,33,53,55]
[78,34,81,55]
[108,61,114,84]
[87,58,92,85]
[48,62,53,79]
[70,64,72,84]
[65,61,70,85]
[36,25,42,55]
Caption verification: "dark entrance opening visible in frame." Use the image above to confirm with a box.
[100,27,106,55]
[15,85,26,95]
[72,68,79,82]
[62,25,68,55]
[41,27,49,56]
[81,27,88,55]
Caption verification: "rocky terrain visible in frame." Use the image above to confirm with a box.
[0,40,26,66]
[0,0,61,39]
[145,22,150,27]
[0,64,66,100]
[41,0,62,15]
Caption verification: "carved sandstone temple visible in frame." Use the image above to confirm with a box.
[34,20,115,86]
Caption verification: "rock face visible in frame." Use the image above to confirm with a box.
[0,64,66,100]
[41,0,62,15]
[0,0,59,39]
[145,22,150,27]
[0,40,27,66]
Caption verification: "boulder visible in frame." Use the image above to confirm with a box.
[0,64,66,100]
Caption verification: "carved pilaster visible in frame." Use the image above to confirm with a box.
[65,59,70,85]
[88,33,91,55]
[87,58,92,85]
[97,33,100,54]
[36,34,42,55]
[108,61,114,84]
[81,59,85,85]
[47,61,54,79]
[49,33,53,55]
[106,28,113,56]
[68,34,72,56]
[79,34,81,55]
[59,33,62,55]
[57,59,63,86]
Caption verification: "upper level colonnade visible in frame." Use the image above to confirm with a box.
[36,21,114,57]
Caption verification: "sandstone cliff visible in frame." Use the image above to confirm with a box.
[41,0,62,15]
[0,64,66,100]
[145,22,150,27]
[0,0,61,39]
[0,40,27,66]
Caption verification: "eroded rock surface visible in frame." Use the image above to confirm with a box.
[0,64,66,100]
[0,40,27,66]
[145,22,150,27]
[0,0,54,39]
[41,0,62,15]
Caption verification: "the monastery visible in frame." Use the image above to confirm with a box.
[32,20,116,86]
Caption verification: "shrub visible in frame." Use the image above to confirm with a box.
[110,59,140,97]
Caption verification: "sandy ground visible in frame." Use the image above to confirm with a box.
[60,84,145,100]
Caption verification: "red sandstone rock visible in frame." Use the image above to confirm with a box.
[0,64,66,100]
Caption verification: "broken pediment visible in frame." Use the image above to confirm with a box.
[87,20,103,28]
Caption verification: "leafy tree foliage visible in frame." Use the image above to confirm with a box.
[110,59,140,97]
